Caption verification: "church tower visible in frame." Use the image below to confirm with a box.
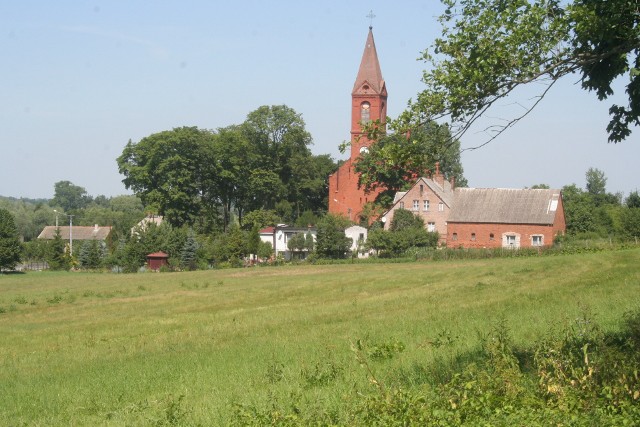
[328,27,387,222]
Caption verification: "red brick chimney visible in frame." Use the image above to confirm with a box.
[434,162,445,188]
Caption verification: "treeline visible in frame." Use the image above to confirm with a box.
[117,105,337,232]
[560,168,640,241]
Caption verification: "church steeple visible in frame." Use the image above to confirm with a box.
[328,26,388,222]
[352,28,386,96]
[350,27,387,159]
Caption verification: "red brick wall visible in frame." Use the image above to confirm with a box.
[328,159,382,221]
[446,222,558,249]
[350,94,387,158]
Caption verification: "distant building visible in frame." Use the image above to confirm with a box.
[345,225,369,258]
[38,225,112,242]
[381,167,566,249]
[328,27,387,223]
[147,252,169,271]
[132,214,163,235]
[259,224,317,260]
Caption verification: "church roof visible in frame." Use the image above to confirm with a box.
[352,28,386,95]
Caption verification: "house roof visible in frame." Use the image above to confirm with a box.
[147,251,169,258]
[383,175,454,219]
[448,188,561,225]
[38,225,112,241]
[259,226,275,234]
[418,176,454,208]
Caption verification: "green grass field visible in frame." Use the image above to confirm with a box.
[1,249,639,425]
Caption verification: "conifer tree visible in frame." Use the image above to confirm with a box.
[0,208,22,272]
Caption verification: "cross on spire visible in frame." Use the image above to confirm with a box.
[366,10,376,29]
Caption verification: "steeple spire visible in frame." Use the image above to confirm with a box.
[352,27,386,96]
[366,10,376,29]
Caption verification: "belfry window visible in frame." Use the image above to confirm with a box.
[361,102,371,123]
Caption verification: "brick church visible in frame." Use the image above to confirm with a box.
[328,28,566,249]
[327,27,386,222]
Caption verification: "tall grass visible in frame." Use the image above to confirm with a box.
[0,249,639,424]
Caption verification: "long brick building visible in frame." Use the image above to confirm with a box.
[380,167,566,249]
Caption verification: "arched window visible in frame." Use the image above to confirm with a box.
[361,102,371,123]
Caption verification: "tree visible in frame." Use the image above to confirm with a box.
[626,191,640,209]
[368,209,438,257]
[314,214,352,259]
[287,232,307,259]
[620,207,640,239]
[210,224,247,265]
[46,228,71,271]
[180,229,199,270]
[214,125,256,230]
[117,127,218,228]
[0,209,22,271]
[241,105,312,186]
[52,181,91,212]
[240,105,331,221]
[241,209,280,232]
[397,0,640,144]
[246,226,261,261]
[354,122,467,207]
[304,231,315,253]
[585,167,607,196]
[257,240,274,261]
[562,184,597,235]
[78,239,103,269]
[389,208,426,232]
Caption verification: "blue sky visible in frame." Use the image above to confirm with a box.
[1,1,638,200]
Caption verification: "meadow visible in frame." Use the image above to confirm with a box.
[1,248,639,425]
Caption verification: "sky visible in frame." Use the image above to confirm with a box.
[1,1,638,200]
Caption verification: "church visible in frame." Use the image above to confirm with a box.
[328,27,566,249]
[327,27,386,223]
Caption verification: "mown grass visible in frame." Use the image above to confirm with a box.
[1,249,639,425]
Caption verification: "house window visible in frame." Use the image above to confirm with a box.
[489,233,495,241]
[506,235,516,246]
[412,200,419,211]
[438,202,444,212]
[399,202,404,209]
[427,222,436,232]
[452,233,458,241]
[361,102,371,124]
[358,233,365,242]
[471,233,476,241]
[423,200,430,211]
[419,184,424,195]
[532,235,543,246]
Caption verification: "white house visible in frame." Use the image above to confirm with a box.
[345,225,369,258]
[259,224,317,261]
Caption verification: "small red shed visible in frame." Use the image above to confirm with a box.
[147,252,169,271]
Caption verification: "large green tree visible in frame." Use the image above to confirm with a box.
[51,181,91,212]
[367,209,439,257]
[117,127,218,228]
[314,214,352,259]
[354,122,467,207]
[397,0,640,143]
[240,105,334,219]
[0,208,22,271]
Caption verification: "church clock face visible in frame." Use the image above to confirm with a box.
[359,146,369,154]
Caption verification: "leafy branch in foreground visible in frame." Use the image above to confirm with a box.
[395,0,640,145]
